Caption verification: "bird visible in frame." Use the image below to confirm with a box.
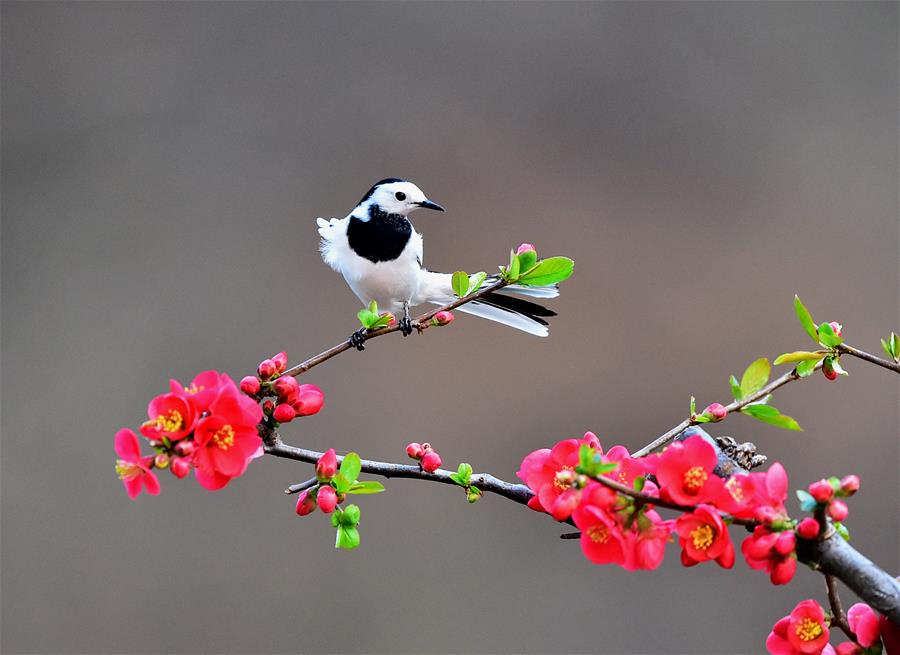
[316,178,560,350]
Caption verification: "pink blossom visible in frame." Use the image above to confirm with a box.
[140,392,196,442]
[847,603,881,648]
[114,429,160,500]
[516,243,536,255]
[573,496,627,567]
[676,504,735,568]
[289,384,325,416]
[169,370,229,414]
[316,448,338,481]
[517,434,598,519]
[656,435,723,506]
[742,526,797,585]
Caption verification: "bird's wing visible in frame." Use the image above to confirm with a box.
[316,217,351,274]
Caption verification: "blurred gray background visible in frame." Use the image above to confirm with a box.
[2,2,897,653]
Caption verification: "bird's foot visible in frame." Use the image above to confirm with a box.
[349,327,367,351]
[399,316,413,337]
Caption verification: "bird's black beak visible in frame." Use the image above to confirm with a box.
[417,199,445,212]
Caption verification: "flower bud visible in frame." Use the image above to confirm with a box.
[174,440,195,456]
[406,442,425,460]
[240,375,261,396]
[753,506,779,525]
[262,399,275,415]
[291,384,325,416]
[431,311,455,327]
[421,450,442,473]
[295,489,317,516]
[467,487,483,503]
[702,403,727,422]
[272,351,288,374]
[840,474,860,496]
[170,456,191,479]
[774,531,796,557]
[381,312,396,326]
[828,321,843,337]
[257,359,277,380]
[828,499,849,522]
[822,359,839,381]
[273,403,296,423]
[836,643,863,655]
[770,556,797,585]
[317,485,338,513]
[516,243,536,255]
[796,517,820,540]
[154,453,170,470]
[273,375,299,399]
[316,448,338,482]
[808,479,834,503]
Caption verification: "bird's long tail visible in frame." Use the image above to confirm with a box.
[417,272,559,337]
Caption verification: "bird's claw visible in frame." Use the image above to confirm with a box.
[349,328,367,351]
[399,316,413,337]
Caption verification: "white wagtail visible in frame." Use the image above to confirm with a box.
[317,179,559,349]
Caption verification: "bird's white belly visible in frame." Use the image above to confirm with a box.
[343,257,421,314]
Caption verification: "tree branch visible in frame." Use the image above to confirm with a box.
[280,278,509,379]
[824,573,855,641]
[836,343,900,374]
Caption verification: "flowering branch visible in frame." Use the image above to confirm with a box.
[836,342,900,374]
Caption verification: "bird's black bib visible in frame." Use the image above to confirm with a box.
[346,205,412,263]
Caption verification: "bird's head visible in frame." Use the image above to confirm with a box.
[354,179,445,217]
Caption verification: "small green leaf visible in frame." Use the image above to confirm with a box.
[794,295,819,342]
[729,376,743,402]
[340,504,361,526]
[694,414,711,424]
[633,476,646,492]
[347,481,385,494]
[357,309,377,329]
[331,508,342,528]
[339,452,362,485]
[891,332,900,358]
[882,338,893,359]
[830,358,848,376]
[796,358,820,377]
[834,522,850,542]
[690,395,697,415]
[741,404,802,431]
[795,489,817,512]
[740,358,771,397]
[774,351,827,366]
[336,525,361,550]
[466,486,482,503]
[507,252,521,280]
[516,250,537,274]
[817,322,843,348]
[517,256,574,287]
[468,272,487,295]
[333,474,352,494]
[452,271,469,298]
[456,463,473,486]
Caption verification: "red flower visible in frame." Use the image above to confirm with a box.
[289,384,325,416]
[676,504,735,568]
[628,509,672,571]
[192,383,263,490]
[604,445,656,488]
[847,603,881,648]
[517,434,598,518]
[656,435,723,506]
[573,486,627,567]
[715,473,757,518]
[742,526,797,585]
[114,429,160,500]
[140,392,196,442]
[748,462,790,519]
[170,370,230,415]
[766,600,831,655]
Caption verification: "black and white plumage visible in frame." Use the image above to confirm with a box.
[317,179,559,341]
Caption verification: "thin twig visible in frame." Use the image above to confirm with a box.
[825,573,855,641]
[281,278,509,378]
[284,476,318,495]
[836,343,900,374]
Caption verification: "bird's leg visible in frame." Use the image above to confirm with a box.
[399,302,413,337]
[348,327,367,351]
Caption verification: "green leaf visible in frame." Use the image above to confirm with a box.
[882,338,893,359]
[455,463,473,486]
[507,252,521,281]
[817,322,843,348]
[830,358,848,376]
[468,272,487,295]
[741,404,802,431]
[796,489,817,512]
[774,351,827,366]
[452,271,469,298]
[796,358,820,377]
[690,395,697,415]
[357,309,377,329]
[728,376,743,402]
[331,508,342,528]
[740,358,771,397]
[332,474,352,494]
[340,504,361,526]
[633,476,646,492]
[347,481,385,495]
[517,257,574,287]
[834,522,850,542]
[794,295,819,342]
[694,414,711,424]
[335,525,361,549]
[339,452,362,485]
[891,332,900,358]
[516,250,537,274]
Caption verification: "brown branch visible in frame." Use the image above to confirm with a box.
[281,278,509,378]
[825,573,855,641]
[836,343,900,374]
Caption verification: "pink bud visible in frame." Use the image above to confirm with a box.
[272,351,288,374]
[381,312,396,326]
[174,440,196,457]
[823,365,839,381]
[406,442,425,460]
[317,485,338,513]
[295,490,317,516]
[516,243,536,255]
[828,321,843,337]
[702,403,727,422]
[273,403,296,423]
[432,311,454,327]
[291,384,325,416]
[170,457,191,479]
[808,479,834,503]
[770,556,797,585]
[240,375,261,396]
[828,499,849,522]
[262,399,275,415]
[154,453,170,469]
[774,531,796,556]
[273,375,299,399]
[840,474,860,495]
[796,517,820,540]
[316,448,338,481]
[421,450,442,473]
[257,359,277,380]
[754,506,779,525]
[836,643,863,655]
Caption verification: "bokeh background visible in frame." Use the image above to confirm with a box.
[2,2,897,653]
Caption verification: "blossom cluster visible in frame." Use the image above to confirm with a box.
[767,599,898,655]
[115,352,325,497]
[518,433,801,580]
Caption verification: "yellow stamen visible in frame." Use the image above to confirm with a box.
[142,409,183,434]
[683,466,708,491]
[725,477,744,502]
[795,617,823,642]
[587,525,610,544]
[690,524,714,550]
[184,384,204,394]
[213,425,235,450]
[115,460,140,481]
[553,466,575,491]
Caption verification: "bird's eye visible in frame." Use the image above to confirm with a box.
[395,192,406,201]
